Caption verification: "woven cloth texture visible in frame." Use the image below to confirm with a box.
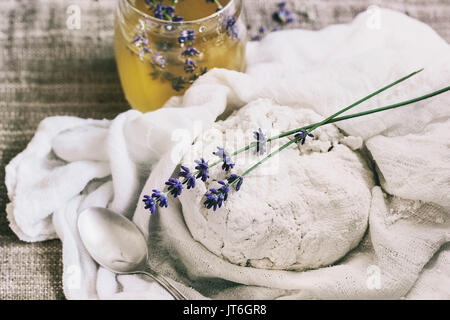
[1,0,449,300]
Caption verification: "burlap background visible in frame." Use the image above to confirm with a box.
[1,0,449,300]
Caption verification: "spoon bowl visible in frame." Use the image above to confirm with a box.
[78,207,147,273]
[77,207,186,299]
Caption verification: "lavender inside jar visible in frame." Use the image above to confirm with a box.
[114,0,247,112]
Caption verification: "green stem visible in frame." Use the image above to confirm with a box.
[196,86,450,183]
[305,68,423,134]
[272,85,450,140]
[183,65,450,188]
[213,69,424,169]
[185,84,449,187]
[238,138,298,182]
[214,0,223,10]
[235,85,450,180]
[163,12,173,20]
[207,69,422,171]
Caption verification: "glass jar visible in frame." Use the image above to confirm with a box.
[114,0,247,112]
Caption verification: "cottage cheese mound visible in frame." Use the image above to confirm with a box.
[180,99,375,270]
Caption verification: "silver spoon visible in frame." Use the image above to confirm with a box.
[77,207,186,300]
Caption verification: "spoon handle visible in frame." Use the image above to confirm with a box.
[138,267,187,300]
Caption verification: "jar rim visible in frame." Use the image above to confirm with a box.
[124,0,236,25]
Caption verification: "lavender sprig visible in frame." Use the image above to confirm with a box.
[149,0,224,22]
[152,52,166,68]
[178,30,195,44]
[295,129,314,145]
[194,158,210,182]
[225,16,238,39]
[201,69,427,166]
[143,83,450,214]
[132,20,152,60]
[144,189,168,214]
[196,69,445,211]
[133,1,234,90]
[142,195,156,213]
[182,47,200,57]
[154,3,176,21]
[179,165,196,189]
[203,174,244,211]
[253,128,267,155]
[218,83,450,210]
[294,69,426,140]
[166,178,183,198]
[213,147,235,171]
[184,58,197,73]
[227,174,244,191]
[204,180,229,211]
[143,69,450,214]
[195,69,429,176]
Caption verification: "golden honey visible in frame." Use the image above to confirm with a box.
[114,0,247,112]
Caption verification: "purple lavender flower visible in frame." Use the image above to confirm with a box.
[144,179,184,213]
[227,174,244,191]
[184,58,197,73]
[213,147,235,172]
[203,181,230,211]
[165,178,183,198]
[253,128,267,155]
[138,49,145,60]
[145,0,154,9]
[212,147,226,160]
[173,16,184,22]
[142,195,156,214]
[273,1,295,25]
[295,129,314,145]
[182,47,200,57]
[154,4,176,21]
[179,165,196,189]
[194,158,210,182]
[217,180,229,201]
[154,3,165,20]
[204,189,220,211]
[151,189,169,208]
[178,30,195,43]
[164,5,175,16]
[133,35,143,45]
[216,193,225,208]
[133,34,152,60]
[152,53,166,68]
[225,16,238,39]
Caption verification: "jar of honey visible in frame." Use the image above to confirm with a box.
[114,0,247,112]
